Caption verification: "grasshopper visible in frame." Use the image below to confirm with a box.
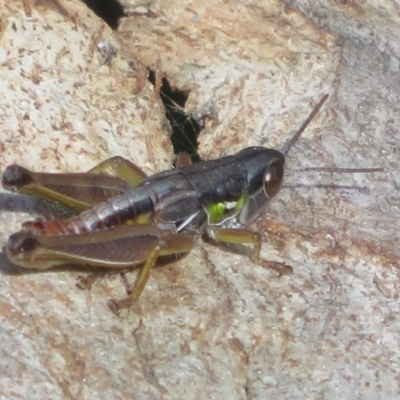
[2,95,380,314]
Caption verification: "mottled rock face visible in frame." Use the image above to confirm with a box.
[0,0,398,399]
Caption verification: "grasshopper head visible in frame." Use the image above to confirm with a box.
[231,147,285,226]
[237,146,285,199]
[262,153,284,199]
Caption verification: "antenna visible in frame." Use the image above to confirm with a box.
[281,94,383,175]
[281,94,329,156]
[289,167,383,174]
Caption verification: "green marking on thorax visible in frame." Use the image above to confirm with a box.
[207,195,246,224]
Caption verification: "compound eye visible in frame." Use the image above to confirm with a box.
[263,159,284,198]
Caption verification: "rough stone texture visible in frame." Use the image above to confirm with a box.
[0,0,398,399]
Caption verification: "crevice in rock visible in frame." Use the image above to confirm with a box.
[148,70,202,163]
[81,0,126,30]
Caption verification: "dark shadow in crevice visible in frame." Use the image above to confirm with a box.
[148,70,202,163]
[81,0,126,30]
